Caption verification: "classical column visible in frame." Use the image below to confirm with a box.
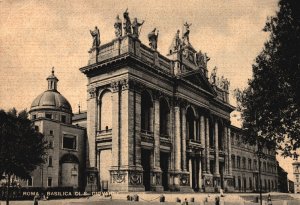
[135,88,142,166]
[174,106,181,171]
[181,108,187,171]
[194,120,197,141]
[153,99,161,169]
[228,127,232,175]
[120,81,133,166]
[214,120,220,176]
[87,87,97,168]
[189,158,192,188]
[205,117,210,173]
[199,158,202,189]
[224,126,228,175]
[111,82,120,168]
[200,115,206,173]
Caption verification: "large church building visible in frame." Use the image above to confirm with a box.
[25,11,279,193]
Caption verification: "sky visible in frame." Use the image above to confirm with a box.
[0,0,296,181]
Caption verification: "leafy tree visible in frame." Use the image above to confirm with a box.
[0,108,47,205]
[235,0,300,158]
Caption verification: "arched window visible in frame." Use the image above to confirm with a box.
[141,91,153,132]
[159,98,170,136]
[186,107,196,140]
[99,90,112,130]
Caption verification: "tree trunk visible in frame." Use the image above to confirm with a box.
[6,174,11,205]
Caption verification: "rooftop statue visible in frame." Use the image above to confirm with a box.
[203,53,210,67]
[223,78,230,91]
[123,9,132,35]
[148,28,159,50]
[90,26,100,48]
[114,15,122,38]
[182,22,192,45]
[132,18,144,38]
[168,30,181,54]
[210,66,217,85]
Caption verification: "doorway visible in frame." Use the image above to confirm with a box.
[141,149,151,191]
[160,152,169,191]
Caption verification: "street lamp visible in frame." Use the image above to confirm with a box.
[251,87,263,205]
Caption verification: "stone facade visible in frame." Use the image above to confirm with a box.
[20,71,86,191]
[292,160,300,193]
[231,126,278,193]
[79,33,279,192]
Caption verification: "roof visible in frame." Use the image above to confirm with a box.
[30,90,72,113]
[72,111,87,121]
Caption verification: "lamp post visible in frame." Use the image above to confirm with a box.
[257,141,263,205]
[251,87,263,205]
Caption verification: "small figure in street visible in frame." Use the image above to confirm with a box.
[267,194,272,205]
[181,198,188,205]
[215,196,220,205]
[33,193,39,205]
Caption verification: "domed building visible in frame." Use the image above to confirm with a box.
[20,69,86,191]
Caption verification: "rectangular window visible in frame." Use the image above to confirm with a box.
[63,134,77,150]
[49,130,53,135]
[47,177,52,187]
[61,115,66,123]
[34,126,39,132]
[49,140,54,149]
[48,156,53,167]
[32,115,37,119]
[27,177,33,186]
[237,157,241,169]
[45,114,52,119]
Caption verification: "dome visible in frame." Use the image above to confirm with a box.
[30,90,72,113]
[30,68,72,114]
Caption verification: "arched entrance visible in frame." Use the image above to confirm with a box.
[60,154,79,188]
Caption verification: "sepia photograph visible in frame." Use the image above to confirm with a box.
[0,0,299,204]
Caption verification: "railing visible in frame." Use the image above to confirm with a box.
[96,129,112,142]
[97,129,112,135]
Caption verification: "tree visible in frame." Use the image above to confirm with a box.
[0,108,47,205]
[235,0,300,158]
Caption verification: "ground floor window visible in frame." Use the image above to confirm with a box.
[27,177,33,186]
[47,177,52,187]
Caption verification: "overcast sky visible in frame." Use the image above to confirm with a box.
[1,0,296,180]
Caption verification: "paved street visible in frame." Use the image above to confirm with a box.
[1,193,300,205]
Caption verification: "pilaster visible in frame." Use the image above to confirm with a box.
[87,87,97,168]
[181,108,187,171]
[214,120,220,176]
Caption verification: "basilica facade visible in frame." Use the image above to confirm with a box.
[20,11,280,193]
[78,12,278,192]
